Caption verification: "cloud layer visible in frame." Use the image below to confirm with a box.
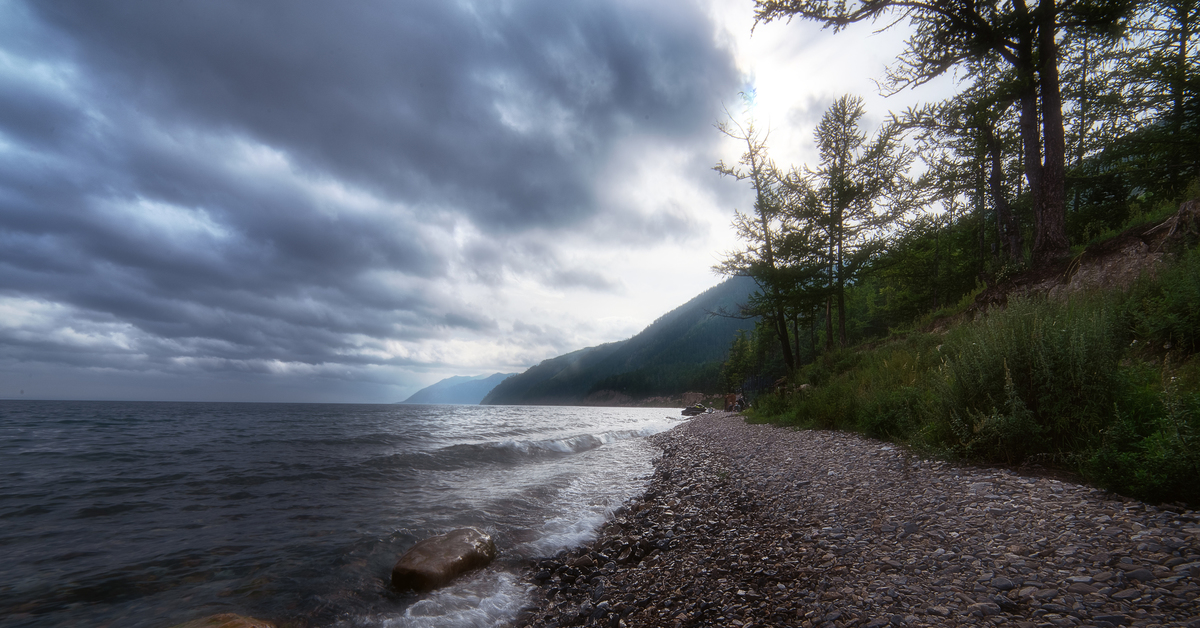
[0,0,748,401]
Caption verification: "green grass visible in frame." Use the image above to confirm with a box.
[750,242,1200,507]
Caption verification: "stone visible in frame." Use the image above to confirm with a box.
[1034,588,1059,600]
[1173,561,1200,575]
[990,576,1016,590]
[968,602,1002,616]
[168,615,275,628]
[1126,568,1155,581]
[391,527,497,591]
[1067,582,1098,594]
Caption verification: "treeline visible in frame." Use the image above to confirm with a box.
[718,0,1198,388]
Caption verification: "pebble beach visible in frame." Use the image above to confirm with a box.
[516,412,1200,628]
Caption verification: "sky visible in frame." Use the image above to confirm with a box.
[0,0,954,403]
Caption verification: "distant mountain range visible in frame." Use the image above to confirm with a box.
[399,372,516,405]
[482,275,758,405]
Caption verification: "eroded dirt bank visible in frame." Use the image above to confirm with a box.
[517,413,1200,628]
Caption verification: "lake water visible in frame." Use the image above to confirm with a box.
[0,402,680,627]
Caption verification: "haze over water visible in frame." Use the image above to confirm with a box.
[1,402,679,627]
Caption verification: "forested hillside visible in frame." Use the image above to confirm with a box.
[481,276,758,405]
[716,0,1197,383]
[724,0,1199,506]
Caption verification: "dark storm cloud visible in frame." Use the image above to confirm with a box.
[0,0,741,399]
[31,0,733,229]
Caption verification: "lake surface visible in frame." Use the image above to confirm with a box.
[0,402,679,627]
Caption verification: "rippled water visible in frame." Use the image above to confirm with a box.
[0,402,679,628]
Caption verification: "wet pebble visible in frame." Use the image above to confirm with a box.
[517,413,1200,627]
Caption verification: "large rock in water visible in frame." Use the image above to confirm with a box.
[391,527,497,591]
[168,614,275,628]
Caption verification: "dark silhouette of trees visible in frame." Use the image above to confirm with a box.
[803,95,913,347]
[714,115,798,372]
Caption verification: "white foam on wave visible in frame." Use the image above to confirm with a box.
[345,572,529,628]
[517,437,660,557]
[358,412,680,628]
[493,420,678,458]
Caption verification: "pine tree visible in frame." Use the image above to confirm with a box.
[754,0,1134,265]
[804,95,913,347]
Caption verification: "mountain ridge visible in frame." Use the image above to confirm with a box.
[482,276,758,405]
[399,372,515,405]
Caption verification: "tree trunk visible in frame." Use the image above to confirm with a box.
[771,298,795,372]
[984,124,1023,262]
[836,219,847,347]
[837,277,847,347]
[1033,0,1069,265]
[810,304,818,362]
[1019,83,1044,252]
[791,315,800,367]
[1013,0,1046,261]
[824,294,834,353]
[825,224,836,353]
[1170,1,1193,195]
[752,161,795,372]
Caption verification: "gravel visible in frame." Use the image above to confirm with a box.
[516,413,1200,628]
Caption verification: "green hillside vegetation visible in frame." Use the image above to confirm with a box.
[481,276,758,405]
[481,341,629,405]
[719,0,1199,506]
[745,226,1200,507]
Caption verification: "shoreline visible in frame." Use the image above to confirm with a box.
[515,413,1200,627]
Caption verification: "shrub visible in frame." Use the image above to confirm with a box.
[779,333,941,434]
[857,385,932,440]
[1125,246,1200,355]
[937,297,1124,462]
[1085,362,1200,505]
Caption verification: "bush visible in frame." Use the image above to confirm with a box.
[1125,246,1200,355]
[745,243,1200,507]
[937,297,1124,462]
[1085,362,1200,505]
[779,333,942,434]
[857,385,933,440]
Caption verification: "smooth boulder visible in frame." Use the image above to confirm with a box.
[391,527,497,591]
[168,614,275,628]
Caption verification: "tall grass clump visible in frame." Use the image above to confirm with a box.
[773,333,943,436]
[937,297,1124,463]
[1124,245,1200,355]
[1085,359,1200,505]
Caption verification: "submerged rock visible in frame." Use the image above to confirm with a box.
[392,527,497,591]
[168,614,275,628]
